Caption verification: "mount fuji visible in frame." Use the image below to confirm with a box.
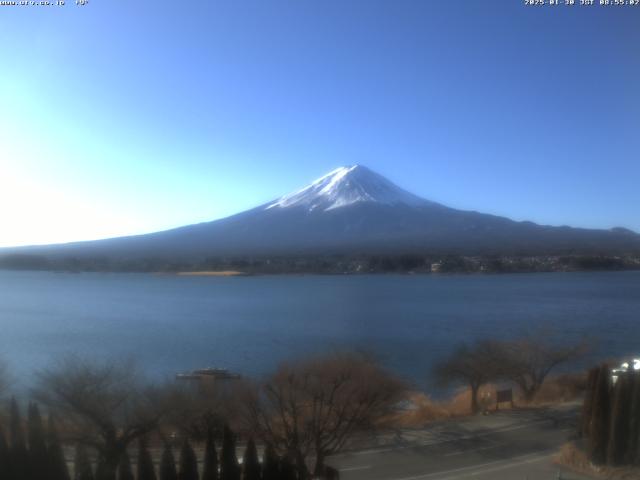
[265,165,430,212]
[3,165,639,263]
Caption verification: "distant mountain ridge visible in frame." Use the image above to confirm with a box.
[2,165,640,263]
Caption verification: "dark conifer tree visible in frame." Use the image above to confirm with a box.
[278,455,297,480]
[48,414,71,480]
[220,425,240,480]
[28,403,48,480]
[137,438,157,480]
[201,434,218,480]
[95,455,110,480]
[242,438,261,480]
[9,397,29,480]
[260,444,279,480]
[607,373,633,465]
[159,444,178,480]
[580,367,599,437]
[625,372,640,465]
[0,426,9,480]
[178,439,199,480]
[588,364,611,465]
[117,451,135,480]
[74,444,95,480]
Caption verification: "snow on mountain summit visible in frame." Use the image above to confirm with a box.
[266,165,429,212]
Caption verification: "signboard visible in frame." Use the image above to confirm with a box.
[495,388,514,410]
[496,388,513,403]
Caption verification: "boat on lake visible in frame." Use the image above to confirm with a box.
[176,367,241,381]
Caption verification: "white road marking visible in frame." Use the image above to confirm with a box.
[339,465,372,472]
[462,454,548,478]
[387,451,552,480]
[333,419,551,457]
[443,443,504,457]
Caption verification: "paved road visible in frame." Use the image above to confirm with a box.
[328,404,593,480]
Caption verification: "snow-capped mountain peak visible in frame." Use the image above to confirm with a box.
[266,165,429,212]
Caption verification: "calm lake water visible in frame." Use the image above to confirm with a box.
[1,270,639,389]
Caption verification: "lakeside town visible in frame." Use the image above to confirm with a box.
[1,253,640,275]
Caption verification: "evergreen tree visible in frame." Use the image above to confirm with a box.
[580,367,599,437]
[588,364,611,465]
[28,403,49,479]
[95,455,109,480]
[159,444,178,480]
[201,434,218,480]
[9,397,29,480]
[607,373,633,465]
[48,414,71,480]
[260,444,279,480]
[278,455,297,480]
[625,372,640,465]
[117,451,135,480]
[0,426,9,480]
[220,425,240,480]
[178,439,199,480]
[242,438,261,480]
[74,444,95,480]
[137,438,157,480]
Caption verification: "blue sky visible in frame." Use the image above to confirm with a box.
[1,1,638,246]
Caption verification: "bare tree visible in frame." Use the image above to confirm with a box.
[0,359,11,400]
[161,379,246,442]
[493,332,588,402]
[434,341,500,414]
[245,352,406,479]
[34,357,172,480]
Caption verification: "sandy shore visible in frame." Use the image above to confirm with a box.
[175,271,248,277]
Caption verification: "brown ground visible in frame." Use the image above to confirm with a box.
[555,443,640,480]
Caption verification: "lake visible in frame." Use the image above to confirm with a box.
[1,270,639,390]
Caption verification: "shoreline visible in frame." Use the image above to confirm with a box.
[175,270,249,277]
[2,253,639,276]
[1,267,640,277]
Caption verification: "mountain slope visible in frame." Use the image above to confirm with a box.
[3,165,640,261]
